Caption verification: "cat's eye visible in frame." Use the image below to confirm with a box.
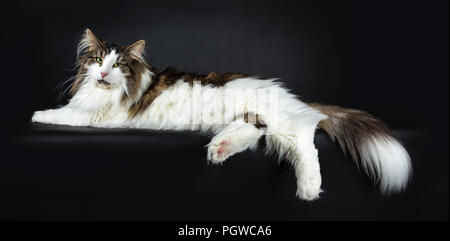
[94,57,103,64]
[113,62,122,68]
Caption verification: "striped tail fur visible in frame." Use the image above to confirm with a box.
[310,103,412,194]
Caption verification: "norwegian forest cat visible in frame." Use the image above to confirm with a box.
[32,29,412,201]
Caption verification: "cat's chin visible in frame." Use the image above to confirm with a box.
[95,83,111,90]
[96,80,112,89]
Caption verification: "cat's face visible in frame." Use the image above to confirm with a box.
[85,46,129,88]
[71,29,152,104]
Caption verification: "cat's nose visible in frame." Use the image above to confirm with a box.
[100,72,108,79]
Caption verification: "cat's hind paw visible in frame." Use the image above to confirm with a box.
[296,167,323,201]
[296,186,323,201]
[207,139,233,164]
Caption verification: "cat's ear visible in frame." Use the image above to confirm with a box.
[77,28,103,57]
[126,40,146,60]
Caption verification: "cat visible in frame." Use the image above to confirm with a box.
[32,29,412,201]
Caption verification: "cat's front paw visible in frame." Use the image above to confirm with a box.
[32,110,45,123]
[32,110,54,124]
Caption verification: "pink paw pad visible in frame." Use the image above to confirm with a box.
[217,141,229,155]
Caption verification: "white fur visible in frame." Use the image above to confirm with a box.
[360,136,412,194]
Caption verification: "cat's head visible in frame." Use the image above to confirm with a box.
[70,29,154,107]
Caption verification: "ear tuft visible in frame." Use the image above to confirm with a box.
[126,40,146,60]
[77,28,103,58]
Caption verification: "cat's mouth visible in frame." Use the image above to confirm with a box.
[97,79,111,87]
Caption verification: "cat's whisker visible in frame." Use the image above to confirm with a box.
[54,74,91,101]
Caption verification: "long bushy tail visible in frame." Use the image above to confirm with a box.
[310,103,412,194]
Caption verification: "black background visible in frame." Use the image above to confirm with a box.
[0,0,448,221]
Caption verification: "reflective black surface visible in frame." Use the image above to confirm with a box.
[0,124,446,220]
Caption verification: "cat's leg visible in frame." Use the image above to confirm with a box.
[266,125,323,201]
[294,131,323,201]
[207,119,264,164]
[32,106,90,126]
[265,108,326,201]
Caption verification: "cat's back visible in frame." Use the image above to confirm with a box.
[154,67,249,87]
[128,67,282,126]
